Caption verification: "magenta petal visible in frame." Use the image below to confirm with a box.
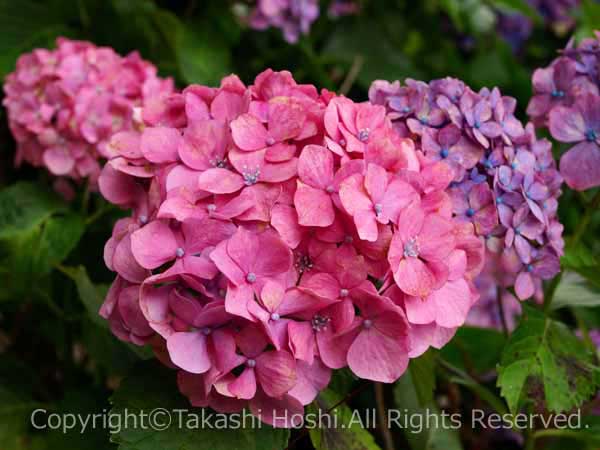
[230,113,268,151]
[43,147,75,175]
[167,331,211,374]
[256,350,296,398]
[113,234,148,283]
[140,127,181,163]
[294,181,335,227]
[347,328,408,382]
[287,359,331,405]
[131,221,178,269]
[298,145,334,189]
[249,391,304,428]
[393,257,437,298]
[229,367,257,400]
[197,168,244,194]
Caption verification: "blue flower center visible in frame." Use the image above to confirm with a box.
[527,264,534,272]
[586,129,597,142]
[246,272,257,283]
[373,203,383,216]
[440,148,449,159]
[466,208,476,217]
[175,247,185,258]
[358,128,370,142]
[496,196,503,204]
[551,90,564,98]
[401,106,411,113]
[474,121,481,129]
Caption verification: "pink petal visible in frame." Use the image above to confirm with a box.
[294,181,335,227]
[256,350,296,398]
[229,367,257,400]
[298,145,334,189]
[140,127,181,163]
[167,331,211,374]
[197,168,245,194]
[130,221,178,269]
[230,113,268,151]
[287,359,331,405]
[43,147,75,175]
[347,328,408,382]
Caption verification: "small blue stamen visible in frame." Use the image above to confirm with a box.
[440,148,449,159]
[466,208,476,217]
[176,247,185,258]
[246,272,257,283]
[586,129,597,142]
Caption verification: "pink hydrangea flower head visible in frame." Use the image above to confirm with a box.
[3,37,174,192]
[98,69,488,426]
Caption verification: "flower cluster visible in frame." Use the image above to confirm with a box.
[2,38,173,190]
[496,1,579,53]
[528,31,600,191]
[248,0,320,43]
[369,77,563,302]
[246,0,358,43]
[99,69,484,426]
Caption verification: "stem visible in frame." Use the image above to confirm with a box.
[496,286,509,337]
[339,54,364,95]
[374,383,394,450]
[438,358,509,416]
[532,428,589,442]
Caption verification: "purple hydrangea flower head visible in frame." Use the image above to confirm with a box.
[249,0,319,43]
[529,32,600,190]
[369,76,564,302]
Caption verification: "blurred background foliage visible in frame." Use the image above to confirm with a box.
[1,1,600,450]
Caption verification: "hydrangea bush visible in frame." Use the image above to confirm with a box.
[2,38,173,191]
[98,69,487,425]
[2,2,600,448]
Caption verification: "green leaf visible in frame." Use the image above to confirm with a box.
[322,20,424,90]
[110,361,290,450]
[0,183,83,300]
[575,0,600,41]
[393,370,463,450]
[440,326,506,373]
[0,182,64,239]
[552,272,600,309]
[308,389,381,450]
[409,350,436,407]
[178,20,231,85]
[0,0,75,78]
[58,265,108,329]
[497,306,600,414]
[0,384,42,450]
[488,0,542,22]
[35,213,85,274]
